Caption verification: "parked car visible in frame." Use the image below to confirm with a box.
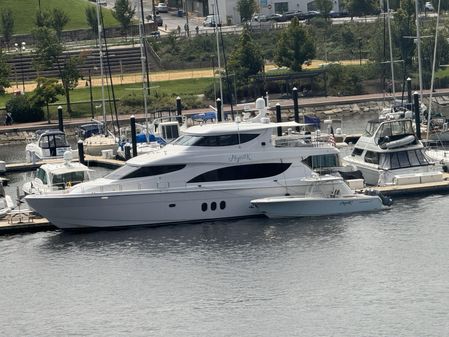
[146,13,163,26]
[203,15,221,27]
[155,2,168,13]
[282,10,306,21]
[266,13,285,22]
[425,1,434,11]
[329,10,349,18]
[252,14,267,22]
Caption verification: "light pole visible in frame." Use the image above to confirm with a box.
[14,42,26,94]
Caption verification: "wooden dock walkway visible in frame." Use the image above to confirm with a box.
[0,213,54,235]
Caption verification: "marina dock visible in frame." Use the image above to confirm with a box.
[3,154,124,173]
[0,213,54,235]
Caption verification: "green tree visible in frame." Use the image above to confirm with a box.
[6,95,44,123]
[30,77,64,123]
[343,0,378,17]
[0,51,10,94]
[0,8,14,49]
[237,0,258,22]
[228,29,264,83]
[35,9,51,28]
[51,8,70,41]
[112,0,135,35]
[85,6,98,37]
[315,0,333,19]
[392,0,415,69]
[32,27,83,115]
[275,18,315,72]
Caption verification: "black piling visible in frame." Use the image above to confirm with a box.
[217,98,222,122]
[407,77,412,104]
[293,87,299,131]
[124,143,131,160]
[276,103,282,136]
[77,140,85,165]
[130,115,137,157]
[57,106,64,132]
[414,92,421,140]
[176,96,182,116]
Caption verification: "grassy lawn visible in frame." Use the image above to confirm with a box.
[0,77,214,118]
[0,0,118,35]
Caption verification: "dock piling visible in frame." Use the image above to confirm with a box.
[124,143,131,160]
[57,106,64,132]
[217,98,222,122]
[276,103,282,136]
[130,115,137,157]
[77,140,85,165]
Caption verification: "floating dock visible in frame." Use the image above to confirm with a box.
[4,155,124,173]
[0,212,54,235]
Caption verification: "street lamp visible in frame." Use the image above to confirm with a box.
[14,42,26,94]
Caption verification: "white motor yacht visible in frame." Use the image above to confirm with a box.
[343,117,443,186]
[25,129,73,162]
[251,175,389,218]
[22,152,92,195]
[26,98,344,229]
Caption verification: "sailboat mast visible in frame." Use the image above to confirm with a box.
[415,0,423,101]
[96,0,107,135]
[426,0,442,141]
[212,2,223,108]
[137,0,149,141]
[386,0,395,100]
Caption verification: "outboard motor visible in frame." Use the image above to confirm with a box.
[364,189,393,206]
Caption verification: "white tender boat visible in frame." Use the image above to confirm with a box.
[25,129,73,162]
[343,117,443,186]
[26,98,345,229]
[251,175,388,218]
[22,152,92,195]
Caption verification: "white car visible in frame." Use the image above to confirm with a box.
[155,2,168,13]
[425,2,434,11]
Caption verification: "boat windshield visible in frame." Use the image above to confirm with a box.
[39,134,69,149]
[376,120,414,138]
[172,134,259,146]
[363,121,380,137]
[52,171,86,189]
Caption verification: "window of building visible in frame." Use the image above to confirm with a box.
[188,163,291,183]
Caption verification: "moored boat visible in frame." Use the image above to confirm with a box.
[251,175,389,218]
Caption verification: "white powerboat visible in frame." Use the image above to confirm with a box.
[26,98,344,229]
[343,117,443,186]
[25,129,73,162]
[22,152,92,195]
[251,175,389,218]
[0,183,13,218]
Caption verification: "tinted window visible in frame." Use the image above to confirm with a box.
[364,151,379,164]
[105,164,185,180]
[303,154,338,169]
[172,134,259,147]
[188,163,291,183]
[352,147,364,156]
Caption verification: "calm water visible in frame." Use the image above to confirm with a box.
[1,196,449,337]
[2,119,449,336]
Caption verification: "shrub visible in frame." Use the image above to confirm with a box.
[6,95,44,123]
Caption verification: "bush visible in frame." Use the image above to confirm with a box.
[6,95,44,123]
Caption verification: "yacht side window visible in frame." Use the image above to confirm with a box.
[105,164,186,180]
[188,163,291,183]
[352,147,363,156]
[172,134,259,146]
[364,151,379,164]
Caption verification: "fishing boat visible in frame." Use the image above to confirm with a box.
[342,117,444,186]
[22,152,92,195]
[26,98,345,229]
[251,175,390,218]
[25,129,73,163]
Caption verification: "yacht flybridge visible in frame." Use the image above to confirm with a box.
[26,98,343,229]
[343,117,443,186]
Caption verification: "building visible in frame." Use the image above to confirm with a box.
[206,0,341,25]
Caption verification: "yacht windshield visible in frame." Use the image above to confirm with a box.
[52,172,86,188]
[172,134,259,146]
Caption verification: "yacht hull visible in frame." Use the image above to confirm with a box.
[26,185,305,229]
